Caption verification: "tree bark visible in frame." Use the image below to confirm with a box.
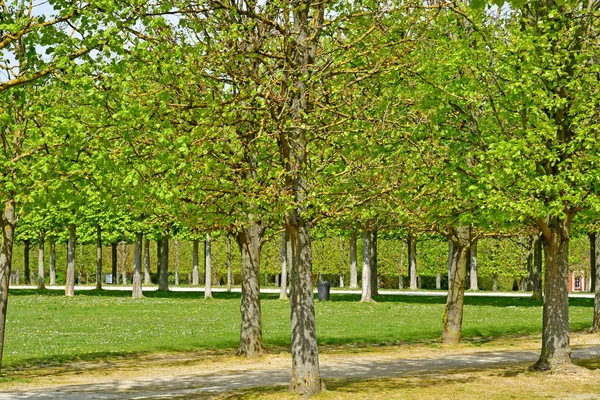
[143,238,151,285]
[192,239,199,285]
[174,237,180,286]
[158,232,169,291]
[37,231,45,289]
[447,240,454,287]
[361,231,373,302]
[469,240,478,291]
[236,220,265,357]
[111,242,117,284]
[65,225,76,297]
[227,235,232,292]
[532,233,543,300]
[204,233,212,298]
[589,232,596,293]
[49,239,56,285]
[349,233,358,289]
[280,231,288,300]
[436,273,441,290]
[592,233,600,332]
[119,241,128,285]
[95,226,102,290]
[132,232,143,299]
[0,199,17,374]
[370,229,378,296]
[526,235,534,291]
[408,233,417,290]
[533,218,571,370]
[156,239,161,279]
[441,226,470,344]
[23,240,30,285]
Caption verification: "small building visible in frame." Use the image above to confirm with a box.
[568,270,587,292]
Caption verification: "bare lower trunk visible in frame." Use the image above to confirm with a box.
[533,218,571,370]
[526,236,534,291]
[280,231,288,300]
[589,232,596,293]
[49,239,56,285]
[192,239,199,286]
[95,226,102,290]
[23,240,30,285]
[469,241,478,291]
[447,240,454,286]
[592,232,600,332]
[441,226,470,344]
[111,242,117,284]
[436,273,441,290]
[132,232,143,299]
[119,241,128,285]
[227,236,232,292]
[361,231,373,302]
[532,234,543,300]
[143,239,151,285]
[158,232,169,291]
[0,199,17,373]
[237,221,264,357]
[288,217,322,395]
[174,237,180,286]
[349,233,358,289]
[370,229,378,296]
[156,240,161,279]
[37,232,45,289]
[408,233,417,290]
[65,225,76,297]
[204,233,212,298]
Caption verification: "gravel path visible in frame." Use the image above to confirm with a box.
[2,346,599,399]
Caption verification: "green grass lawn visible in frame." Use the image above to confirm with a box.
[3,289,594,370]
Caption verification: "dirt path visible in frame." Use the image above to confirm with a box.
[1,342,600,400]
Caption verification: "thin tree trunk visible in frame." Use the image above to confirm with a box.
[370,229,378,296]
[237,221,265,357]
[132,232,143,299]
[280,231,288,299]
[589,232,596,293]
[23,240,30,285]
[441,226,470,344]
[361,231,373,302]
[119,241,128,285]
[526,235,534,291]
[174,237,180,286]
[532,233,543,300]
[0,199,17,374]
[65,225,76,297]
[492,274,498,291]
[204,233,212,298]
[592,232,600,332]
[436,273,441,290]
[469,240,478,291]
[447,240,454,287]
[533,218,571,370]
[408,233,417,290]
[143,238,151,285]
[158,232,169,291]
[192,239,199,285]
[156,239,161,280]
[37,232,45,289]
[95,226,102,290]
[48,239,56,286]
[227,236,232,292]
[349,233,358,289]
[111,242,117,284]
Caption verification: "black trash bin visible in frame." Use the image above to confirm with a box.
[317,280,331,301]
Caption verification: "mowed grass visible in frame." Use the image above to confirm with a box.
[3,289,594,370]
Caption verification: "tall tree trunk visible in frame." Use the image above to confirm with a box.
[361,231,373,302]
[111,242,117,284]
[237,220,265,357]
[349,233,358,289]
[132,232,143,299]
[95,225,102,290]
[192,239,199,285]
[441,226,470,344]
[592,232,600,332]
[119,241,128,285]
[447,240,454,287]
[469,240,478,291]
[589,232,596,293]
[370,229,378,296]
[49,239,56,285]
[0,199,17,374]
[227,236,232,292]
[280,231,288,300]
[143,238,151,285]
[526,235,534,291]
[158,232,169,291]
[532,233,543,300]
[204,233,212,298]
[174,237,180,286]
[436,273,441,290]
[37,231,45,289]
[408,233,417,290]
[533,218,571,370]
[23,240,30,285]
[65,225,76,297]
[156,239,161,280]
